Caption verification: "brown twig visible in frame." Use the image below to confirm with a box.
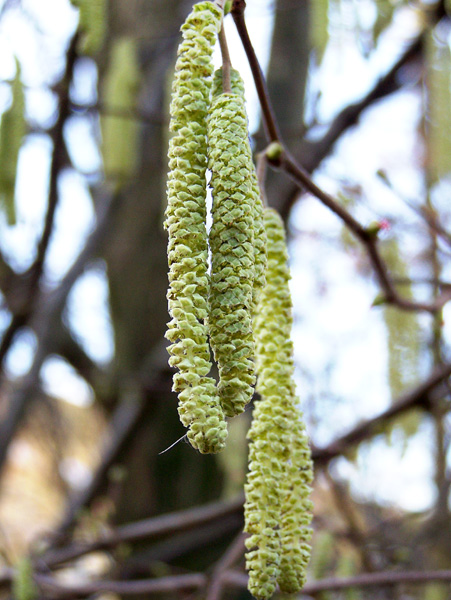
[232,0,280,142]
[255,152,268,207]
[0,33,79,378]
[231,2,451,315]
[323,470,375,572]
[41,496,244,568]
[0,188,118,474]
[36,362,451,568]
[218,25,232,94]
[206,532,246,600]
[221,568,451,595]
[70,101,167,125]
[312,361,451,465]
[34,572,206,599]
[50,390,156,545]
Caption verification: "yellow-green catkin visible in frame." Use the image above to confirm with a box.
[244,208,313,600]
[165,1,227,454]
[207,90,256,418]
[70,0,106,55]
[0,58,26,226]
[12,558,37,600]
[101,37,141,186]
[336,553,362,600]
[211,68,267,310]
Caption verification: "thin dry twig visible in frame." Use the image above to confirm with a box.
[34,361,451,569]
[34,572,206,599]
[312,361,451,465]
[218,25,232,93]
[41,496,245,568]
[221,568,451,595]
[206,532,246,600]
[0,33,80,377]
[231,1,451,315]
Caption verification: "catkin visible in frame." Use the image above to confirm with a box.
[245,208,313,599]
[165,1,227,453]
[101,37,141,185]
[211,67,267,310]
[70,0,106,55]
[0,58,26,226]
[12,559,37,600]
[207,91,256,418]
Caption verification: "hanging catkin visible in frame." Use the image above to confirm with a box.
[207,90,256,418]
[70,0,106,55]
[101,37,141,186]
[244,208,313,599]
[0,58,26,226]
[12,558,37,600]
[211,68,267,310]
[165,1,227,454]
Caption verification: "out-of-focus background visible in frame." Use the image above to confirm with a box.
[0,0,451,598]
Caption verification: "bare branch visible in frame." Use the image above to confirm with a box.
[220,568,451,595]
[231,2,451,315]
[0,189,118,474]
[218,25,232,93]
[0,33,80,378]
[33,572,206,599]
[206,532,246,600]
[41,495,244,568]
[313,362,451,465]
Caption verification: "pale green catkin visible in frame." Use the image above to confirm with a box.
[165,1,227,454]
[0,58,26,226]
[101,37,141,185]
[207,91,256,418]
[245,208,313,599]
[12,558,37,600]
[211,68,267,310]
[211,67,245,97]
[70,0,106,55]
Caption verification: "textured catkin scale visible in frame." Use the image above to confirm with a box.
[211,67,245,97]
[250,174,267,310]
[0,59,26,226]
[101,37,141,185]
[164,2,227,454]
[70,0,106,55]
[207,92,256,418]
[244,208,313,599]
[211,68,267,309]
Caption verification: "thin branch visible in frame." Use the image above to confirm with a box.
[0,33,79,377]
[255,152,269,206]
[206,532,246,600]
[51,392,154,545]
[231,2,451,315]
[70,101,167,126]
[220,568,451,595]
[117,514,243,579]
[323,470,375,572]
[40,495,244,568]
[0,189,118,474]
[312,361,451,465]
[37,362,451,568]
[232,1,280,142]
[218,25,232,94]
[253,1,448,210]
[33,572,206,599]
[304,35,423,173]
[3,567,451,599]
